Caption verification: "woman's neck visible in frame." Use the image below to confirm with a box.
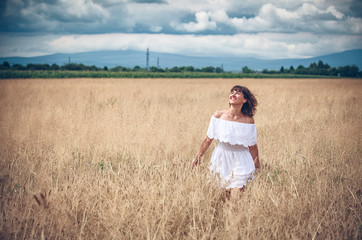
[228,104,243,117]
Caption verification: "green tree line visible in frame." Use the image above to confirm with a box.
[0,60,360,77]
[0,62,225,73]
[256,60,360,77]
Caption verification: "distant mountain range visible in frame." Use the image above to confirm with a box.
[1,49,361,71]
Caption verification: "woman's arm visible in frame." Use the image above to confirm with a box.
[249,144,260,170]
[191,136,213,169]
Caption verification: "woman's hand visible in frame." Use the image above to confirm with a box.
[192,136,213,169]
[248,144,260,169]
[191,156,201,169]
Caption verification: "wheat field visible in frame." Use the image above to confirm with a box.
[0,78,361,239]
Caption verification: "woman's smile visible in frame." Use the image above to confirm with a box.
[229,91,243,104]
[230,95,238,101]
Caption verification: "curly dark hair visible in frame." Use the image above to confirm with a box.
[230,85,258,117]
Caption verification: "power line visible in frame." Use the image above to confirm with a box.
[146,48,149,70]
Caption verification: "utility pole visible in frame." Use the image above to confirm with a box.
[157,57,160,68]
[146,48,149,70]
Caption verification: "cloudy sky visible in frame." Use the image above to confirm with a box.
[0,0,361,59]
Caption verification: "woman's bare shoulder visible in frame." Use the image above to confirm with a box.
[244,116,255,124]
[212,110,227,119]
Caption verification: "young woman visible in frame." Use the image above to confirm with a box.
[192,85,260,198]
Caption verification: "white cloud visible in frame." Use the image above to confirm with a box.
[326,6,344,19]
[59,0,109,20]
[208,10,229,23]
[297,3,320,16]
[172,11,217,32]
[259,3,299,21]
[2,0,361,35]
[199,3,361,34]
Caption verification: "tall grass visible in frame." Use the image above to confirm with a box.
[0,78,361,239]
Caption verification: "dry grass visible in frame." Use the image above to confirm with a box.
[0,78,361,239]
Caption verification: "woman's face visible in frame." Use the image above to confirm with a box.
[229,89,246,105]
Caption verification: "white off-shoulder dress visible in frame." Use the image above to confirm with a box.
[207,115,257,189]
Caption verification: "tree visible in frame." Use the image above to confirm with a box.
[295,65,307,74]
[338,65,359,77]
[309,62,317,69]
[242,66,252,74]
[317,60,325,69]
[328,67,338,76]
[201,66,215,73]
[215,67,223,73]
[169,66,181,72]
[185,66,194,72]
[317,60,330,69]
[88,65,99,71]
[50,63,60,70]
[60,63,84,71]
[150,66,158,72]
[12,64,26,70]
[280,66,284,73]
[133,66,141,71]
[26,63,50,70]
[297,65,305,70]
[0,61,11,69]
[178,66,186,72]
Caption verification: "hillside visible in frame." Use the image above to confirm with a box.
[0,49,361,71]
